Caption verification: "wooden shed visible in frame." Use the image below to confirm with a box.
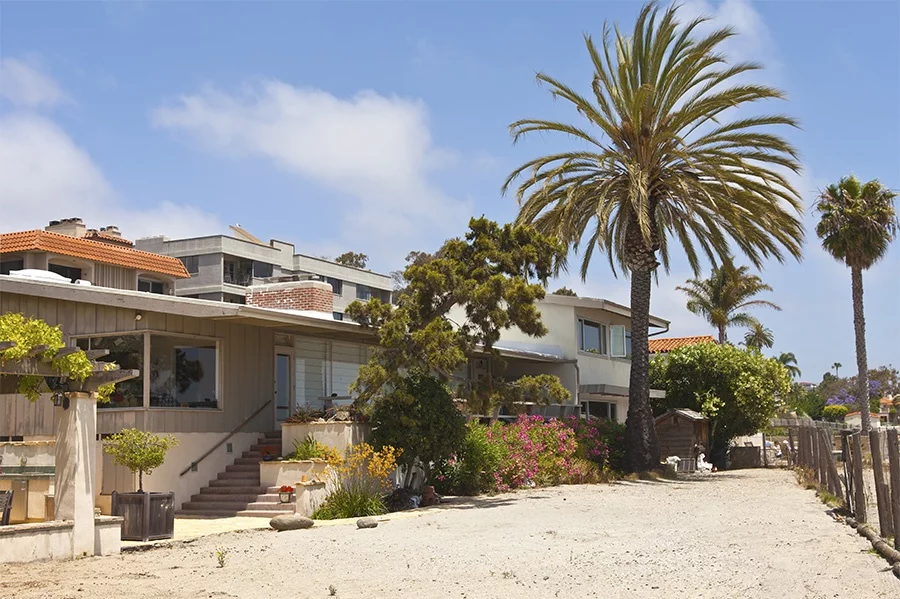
[655,409,709,460]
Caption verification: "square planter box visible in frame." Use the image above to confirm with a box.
[260,460,330,488]
[281,422,371,457]
[111,491,175,542]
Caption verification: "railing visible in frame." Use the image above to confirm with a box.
[179,399,272,476]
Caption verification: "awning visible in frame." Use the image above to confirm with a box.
[580,383,666,399]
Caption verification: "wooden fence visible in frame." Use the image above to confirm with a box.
[788,423,900,549]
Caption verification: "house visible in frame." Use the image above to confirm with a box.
[648,335,717,354]
[0,271,378,518]
[0,218,190,293]
[878,396,897,425]
[448,294,670,423]
[845,411,882,429]
[134,225,392,318]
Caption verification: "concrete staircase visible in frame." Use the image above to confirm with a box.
[177,431,293,518]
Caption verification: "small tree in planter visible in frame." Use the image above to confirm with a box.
[103,428,179,541]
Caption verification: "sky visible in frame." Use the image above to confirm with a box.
[1,0,898,383]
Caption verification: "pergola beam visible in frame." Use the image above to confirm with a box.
[0,341,17,352]
[23,344,50,358]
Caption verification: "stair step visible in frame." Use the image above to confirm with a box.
[200,485,267,494]
[182,501,252,511]
[226,464,260,473]
[264,431,282,440]
[234,457,263,466]
[235,509,292,518]
[216,472,261,481]
[191,493,260,503]
[175,510,239,518]
[245,501,293,511]
[250,444,282,452]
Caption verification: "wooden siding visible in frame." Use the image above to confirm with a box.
[93,264,137,290]
[1,292,275,437]
[294,337,370,410]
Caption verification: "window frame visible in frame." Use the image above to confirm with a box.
[610,324,631,358]
[356,284,371,301]
[577,318,607,355]
[325,277,343,295]
[179,255,200,275]
[137,278,165,294]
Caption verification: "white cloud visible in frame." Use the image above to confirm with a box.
[679,0,779,70]
[151,80,471,267]
[0,58,68,108]
[0,61,223,240]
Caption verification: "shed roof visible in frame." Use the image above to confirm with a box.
[655,408,707,423]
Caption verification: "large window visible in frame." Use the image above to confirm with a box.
[326,277,343,295]
[252,261,273,278]
[0,259,23,275]
[149,335,218,409]
[138,278,165,294]
[578,318,607,354]
[223,256,253,286]
[610,325,631,358]
[48,263,82,282]
[76,335,144,408]
[356,284,371,301]
[179,255,199,275]
[583,401,618,421]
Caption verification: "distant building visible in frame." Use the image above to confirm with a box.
[0,218,189,293]
[134,225,392,320]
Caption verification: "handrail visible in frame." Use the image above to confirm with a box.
[180,399,273,476]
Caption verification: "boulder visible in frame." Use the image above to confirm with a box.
[270,514,314,531]
[357,517,378,529]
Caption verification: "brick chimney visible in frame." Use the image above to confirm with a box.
[245,280,333,313]
[45,218,86,238]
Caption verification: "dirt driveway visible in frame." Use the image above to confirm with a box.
[1,469,897,599]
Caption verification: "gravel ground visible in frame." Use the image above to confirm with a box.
[2,469,897,599]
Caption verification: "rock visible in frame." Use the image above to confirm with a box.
[270,514,314,531]
[357,517,378,529]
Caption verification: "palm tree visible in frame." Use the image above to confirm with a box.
[777,352,801,378]
[676,262,780,344]
[503,2,804,471]
[743,322,774,351]
[816,175,898,431]
[832,362,842,378]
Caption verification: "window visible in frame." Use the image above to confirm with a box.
[48,263,82,282]
[76,335,144,408]
[0,259,24,275]
[333,312,344,321]
[149,335,218,409]
[578,318,607,354]
[610,325,631,358]
[138,278,165,294]
[583,401,618,421]
[223,257,252,286]
[179,255,199,275]
[356,284,371,300]
[252,261,273,278]
[326,277,343,295]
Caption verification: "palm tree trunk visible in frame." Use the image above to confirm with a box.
[624,268,661,472]
[851,266,871,432]
[717,325,726,345]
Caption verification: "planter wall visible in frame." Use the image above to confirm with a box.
[281,422,371,457]
[294,481,328,518]
[259,460,330,488]
[111,491,175,542]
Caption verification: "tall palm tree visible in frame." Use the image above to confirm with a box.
[743,322,774,351]
[777,352,801,378]
[676,262,780,344]
[816,175,898,431]
[503,2,804,471]
[832,362,842,377]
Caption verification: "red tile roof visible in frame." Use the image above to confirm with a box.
[648,335,717,354]
[0,230,189,278]
[84,230,134,246]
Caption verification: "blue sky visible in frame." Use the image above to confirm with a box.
[1,1,898,383]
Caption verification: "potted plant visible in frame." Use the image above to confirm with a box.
[261,448,276,461]
[103,428,179,541]
[278,485,294,503]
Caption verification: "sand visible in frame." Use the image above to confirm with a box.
[1,469,897,599]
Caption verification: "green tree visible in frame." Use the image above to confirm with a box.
[816,175,898,431]
[103,428,178,492]
[822,405,849,422]
[334,251,369,269]
[370,370,466,486]
[649,343,791,467]
[551,286,578,296]
[347,217,570,416]
[504,3,803,471]
[786,384,825,419]
[776,352,801,378]
[743,321,774,351]
[676,263,780,344]
[390,251,436,304]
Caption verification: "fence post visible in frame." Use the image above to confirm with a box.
[841,431,853,511]
[869,429,893,538]
[820,428,842,499]
[787,428,795,466]
[886,428,900,551]
[851,432,867,523]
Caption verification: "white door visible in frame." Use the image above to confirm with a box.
[274,346,295,425]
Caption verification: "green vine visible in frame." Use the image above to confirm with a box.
[0,313,116,402]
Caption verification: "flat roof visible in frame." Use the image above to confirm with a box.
[542,294,669,328]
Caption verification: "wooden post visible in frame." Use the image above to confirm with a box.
[886,428,900,551]
[762,432,768,467]
[841,431,853,511]
[820,429,841,498]
[787,428,795,466]
[869,429,893,538]
[851,432,867,523]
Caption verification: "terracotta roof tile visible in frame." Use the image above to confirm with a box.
[0,230,189,278]
[84,231,134,246]
[648,335,717,354]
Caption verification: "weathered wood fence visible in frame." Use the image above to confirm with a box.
[788,423,900,550]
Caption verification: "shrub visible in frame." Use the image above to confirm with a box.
[822,404,849,422]
[487,415,579,491]
[434,421,502,496]
[103,428,178,492]
[564,416,626,473]
[288,435,342,465]
[312,443,401,519]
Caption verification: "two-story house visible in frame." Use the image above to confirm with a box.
[449,294,670,422]
[134,225,392,319]
[0,218,189,292]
